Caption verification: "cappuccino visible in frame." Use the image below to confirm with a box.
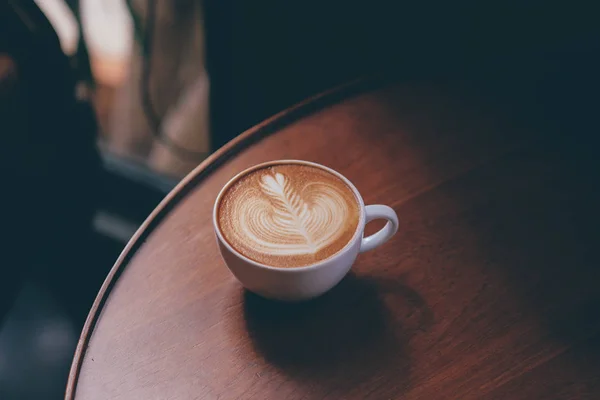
[217,163,360,268]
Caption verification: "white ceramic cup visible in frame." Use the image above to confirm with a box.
[213,160,398,301]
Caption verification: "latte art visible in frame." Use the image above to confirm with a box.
[217,164,360,268]
[240,172,350,255]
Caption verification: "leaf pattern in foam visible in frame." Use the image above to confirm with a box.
[230,170,351,256]
[260,173,314,248]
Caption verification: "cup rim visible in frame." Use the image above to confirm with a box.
[212,159,366,272]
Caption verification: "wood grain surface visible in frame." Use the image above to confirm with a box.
[67,79,600,399]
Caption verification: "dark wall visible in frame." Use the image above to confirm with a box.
[204,0,599,149]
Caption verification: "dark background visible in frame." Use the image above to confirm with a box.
[205,0,599,148]
[1,1,599,398]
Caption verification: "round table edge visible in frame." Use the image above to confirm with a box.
[64,76,384,399]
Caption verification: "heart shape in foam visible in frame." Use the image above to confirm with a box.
[234,172,352,257]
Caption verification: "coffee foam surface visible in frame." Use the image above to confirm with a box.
[217,164,360,268]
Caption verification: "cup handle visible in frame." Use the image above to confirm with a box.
[360,205,399,253]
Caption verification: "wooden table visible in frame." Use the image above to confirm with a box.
[67,79,600,399]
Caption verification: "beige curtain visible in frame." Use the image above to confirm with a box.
[107,0,210,177]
